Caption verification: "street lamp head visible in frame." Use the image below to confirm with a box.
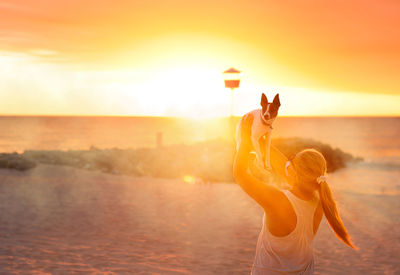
[223,67,241,89]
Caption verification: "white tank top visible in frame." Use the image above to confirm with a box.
[251,190,319,275]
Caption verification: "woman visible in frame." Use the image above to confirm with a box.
[233,114,356,275]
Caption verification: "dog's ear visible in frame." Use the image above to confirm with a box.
[261,93,268,109]
[272,94,280,107]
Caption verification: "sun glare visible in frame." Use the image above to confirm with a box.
[183,175,196,184]
[1,33,400,117]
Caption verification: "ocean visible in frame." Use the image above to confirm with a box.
[0,116,399,194]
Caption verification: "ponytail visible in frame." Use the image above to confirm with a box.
[318,180,357,249]
[293,148,357,249]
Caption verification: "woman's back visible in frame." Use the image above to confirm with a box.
[251,190,319,275]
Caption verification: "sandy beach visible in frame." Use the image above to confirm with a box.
[0,164,399,274]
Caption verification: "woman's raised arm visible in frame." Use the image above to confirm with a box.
[233,114,284,211]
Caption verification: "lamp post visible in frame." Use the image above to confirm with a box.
[223,67,241,141]
[223,67,241,117]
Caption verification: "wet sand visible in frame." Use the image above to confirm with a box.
[0,164,399,274]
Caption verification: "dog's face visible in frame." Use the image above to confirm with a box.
[260,93,280,121]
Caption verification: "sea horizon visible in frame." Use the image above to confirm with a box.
[1,114,399,118]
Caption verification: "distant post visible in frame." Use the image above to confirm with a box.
[223,67,242,141]
[156,132,163,149]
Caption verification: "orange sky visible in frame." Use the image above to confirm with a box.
[0,0,399,116]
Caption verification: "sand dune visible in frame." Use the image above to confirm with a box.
[0,164,399,274]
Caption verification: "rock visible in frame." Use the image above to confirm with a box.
[0,153,36,171]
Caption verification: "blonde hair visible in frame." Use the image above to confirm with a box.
[292,149,357,249]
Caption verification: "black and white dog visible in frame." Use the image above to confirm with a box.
[236,93,281,170]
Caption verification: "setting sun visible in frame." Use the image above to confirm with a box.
[1,1,399,117]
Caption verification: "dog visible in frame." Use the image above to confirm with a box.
[236,93,281,170]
